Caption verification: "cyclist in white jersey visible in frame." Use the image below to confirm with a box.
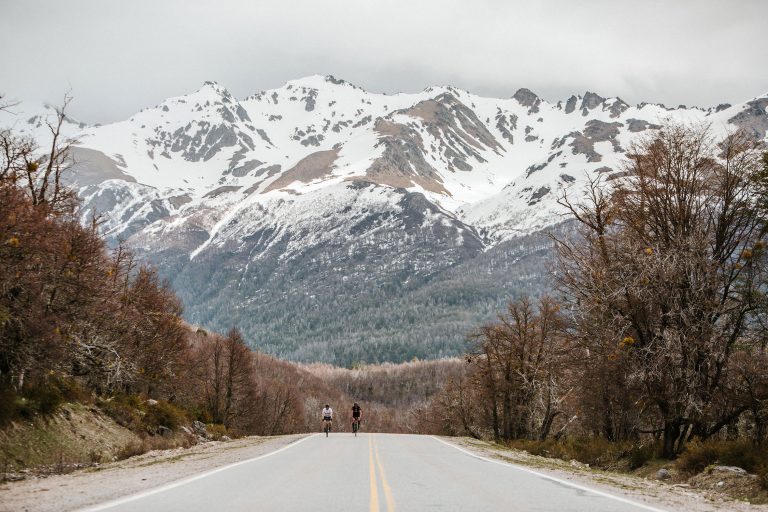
[321,404,333,432]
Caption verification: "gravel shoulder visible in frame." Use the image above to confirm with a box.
[445,437,767,512]
[0,434,309,512]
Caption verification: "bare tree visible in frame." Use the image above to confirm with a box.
[554,124,767,457]
[464,296,569,441]
[0,94,78,214]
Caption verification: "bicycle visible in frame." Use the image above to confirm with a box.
[323,419,332,437]
[351,418,361,436]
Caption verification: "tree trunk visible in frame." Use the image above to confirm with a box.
[502,390,513,440]
[489,401,500,440]
[662,420,681,459]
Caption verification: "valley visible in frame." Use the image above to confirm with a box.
[3,77,766,363]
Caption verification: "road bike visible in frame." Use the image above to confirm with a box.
[352,418,361,436]
[323,420,332,437]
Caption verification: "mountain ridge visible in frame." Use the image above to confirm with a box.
[2,76,766,364]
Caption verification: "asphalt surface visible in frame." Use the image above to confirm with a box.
[81,433,667,512]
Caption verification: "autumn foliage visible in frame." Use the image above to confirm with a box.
[426,125,768,463]
[6,96,768,476]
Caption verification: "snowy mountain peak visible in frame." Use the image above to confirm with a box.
[280,74,363,93]
[5,80,767,248]
[5,81,766,363]
[174,80,236,105]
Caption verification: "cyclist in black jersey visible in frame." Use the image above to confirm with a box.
[351,402,362,434]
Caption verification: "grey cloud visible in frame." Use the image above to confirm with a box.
[1,0,766,123]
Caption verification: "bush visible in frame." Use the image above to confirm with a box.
[758,464,768,490]
[567,438,621,466]
[675,441,719,475]
[26,384,64,415]
[99,394,143,430]
[116,434,195,461]
[101,394,189,434]
[51,376,90,403]
[507,437,656,470]
[718,440,765,472]
[0,385,17,426]
[627,442,659,470]
[676,440,768,475]
[205,423,229,440]
[0,377,90,424]
[116,440,146,460]
[143,400,187,432]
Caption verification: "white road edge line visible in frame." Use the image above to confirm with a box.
[430,436,669,512]
[78,434,319,511]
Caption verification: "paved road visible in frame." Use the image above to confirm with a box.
[82,433,667,512]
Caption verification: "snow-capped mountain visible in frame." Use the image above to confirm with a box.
[4,77,767,364]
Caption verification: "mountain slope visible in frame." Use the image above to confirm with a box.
[3,78,766,364]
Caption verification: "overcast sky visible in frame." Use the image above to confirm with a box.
[2,0,766,123]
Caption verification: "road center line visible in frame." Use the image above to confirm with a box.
[368,434,380,512]
[373,437,396,512]
[78,434,318,512]
[430,436,669,512]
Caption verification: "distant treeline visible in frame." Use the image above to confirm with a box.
[303,359,465,432]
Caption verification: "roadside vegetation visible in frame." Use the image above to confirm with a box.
[0,98,456,475]
[423,124,768,501]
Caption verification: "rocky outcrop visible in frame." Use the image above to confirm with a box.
[264,148,340,192]
[513,88,541,114]
[565,95,578,114]
[729,97,768,142]
[568,120,623,162]
[606,98,630,118]
[367,119,448,194]
[397,92,502,173]
[191,421,209,439]
[528,186,551,205]
[495,110,517,144]
[580,91,605,114]
[626,118,661,133]
[302,89,318,112]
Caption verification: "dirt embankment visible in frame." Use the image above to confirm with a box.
[1,404,140,476]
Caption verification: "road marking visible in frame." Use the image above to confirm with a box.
[78,434,318,512]
[431,436,669,512]
[373,436,396,512]
[368,434,380,512]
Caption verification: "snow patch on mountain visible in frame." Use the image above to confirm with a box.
[4,78,767,252]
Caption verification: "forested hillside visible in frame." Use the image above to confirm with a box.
[162,217,563,366]
[0,102,460,473]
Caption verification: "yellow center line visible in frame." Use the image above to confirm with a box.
[369,434,380,512]
[373,436,396,512]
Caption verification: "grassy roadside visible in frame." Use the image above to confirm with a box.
[456,437,768,507]
[0,397,223,479]
[0,403,140,477]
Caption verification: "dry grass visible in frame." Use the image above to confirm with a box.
[504,438,659,471]
[676,439,768,488]
[116,433,196,461]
